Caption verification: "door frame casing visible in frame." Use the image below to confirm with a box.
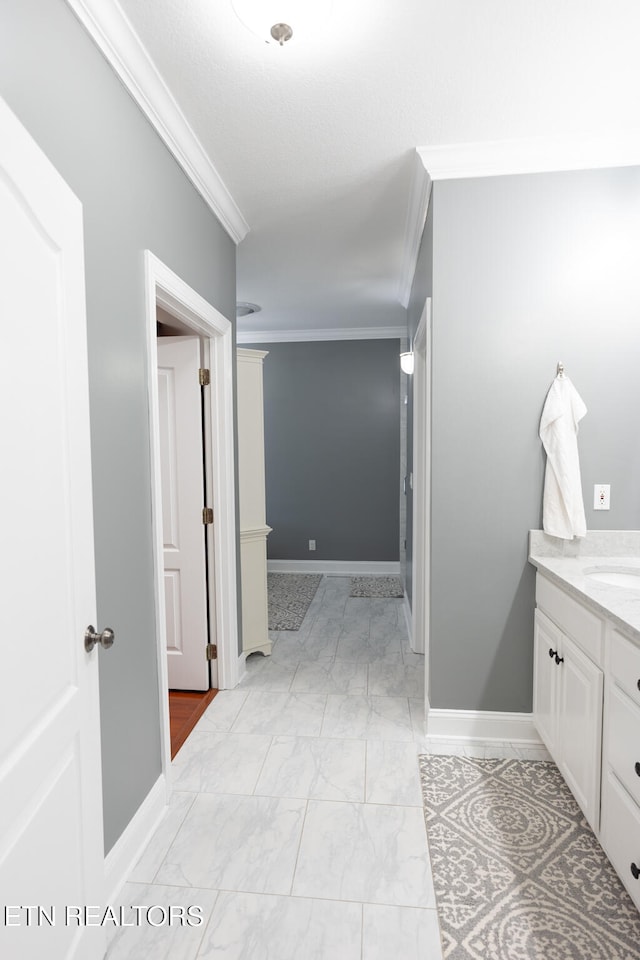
[144,251,239,785]
[411,298,432,720]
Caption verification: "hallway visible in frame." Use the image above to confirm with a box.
[104,575,438,957]
[105,576,547,958]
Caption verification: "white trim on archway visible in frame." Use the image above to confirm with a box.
[144,251,239,786]
[411,298,432,722]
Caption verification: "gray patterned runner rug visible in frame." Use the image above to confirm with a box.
[267,573,323,631]
[349,575,404,598]
[419,754,640,960]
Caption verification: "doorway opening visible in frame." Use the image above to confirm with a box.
[168,689,218,759]
[144,252,239,782]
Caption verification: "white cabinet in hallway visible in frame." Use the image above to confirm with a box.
[236,348,272,658]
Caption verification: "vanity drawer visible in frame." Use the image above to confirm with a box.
[601,769,640,912]
[606,683,640,808]
[536,575,604,666]
[610,629,640,710]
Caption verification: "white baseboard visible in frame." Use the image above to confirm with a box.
[402,592,412,639]
[267,560,401,575]
[424,708,541,745]
[103,775,168,904]
[236,652,247,686]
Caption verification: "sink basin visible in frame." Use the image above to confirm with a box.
[585,567,640,589]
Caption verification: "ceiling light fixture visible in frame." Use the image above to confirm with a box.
[231,0,334,46]
[400,351,414,375]
[236,301,262,318]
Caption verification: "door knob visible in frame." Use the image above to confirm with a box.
[85,625,115,652]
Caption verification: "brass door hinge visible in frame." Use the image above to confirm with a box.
[206,643,217,661]
[199,368,210,386]
[202,507,214,525]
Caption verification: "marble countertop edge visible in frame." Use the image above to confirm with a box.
[528,545,640,646]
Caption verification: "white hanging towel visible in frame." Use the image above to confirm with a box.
[539,376,587,539]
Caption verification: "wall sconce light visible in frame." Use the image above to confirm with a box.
[231,0,334,46]
[400,351,414,375]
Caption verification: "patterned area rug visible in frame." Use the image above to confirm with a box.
[419,755,640,960]
[267,573,323,631]
[349,575,404,598]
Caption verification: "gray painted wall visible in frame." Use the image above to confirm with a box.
[2,0,237,852]
[409,167,640,712]
[244,339,401,562]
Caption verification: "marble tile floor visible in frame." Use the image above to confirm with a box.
[106,576,549,960]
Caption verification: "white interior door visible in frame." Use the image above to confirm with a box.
[157,336,210,690]
[0,99,105,958]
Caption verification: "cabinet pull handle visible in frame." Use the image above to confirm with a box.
[632,863,640,881]
[548,648,556,659]
[635,762,640,778]
[555,653,564,665]
[637,679,640,693]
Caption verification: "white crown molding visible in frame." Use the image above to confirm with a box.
[399,133,640,311]
[417,133,640,183]
[65,0,249,244]
[237,326,406,344]
[398,150,432,309]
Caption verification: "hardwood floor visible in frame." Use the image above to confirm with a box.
[168,688,218,759]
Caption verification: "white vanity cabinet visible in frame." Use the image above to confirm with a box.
[530,534,640,912]
[601,628,640,911]
[533,576,604,833]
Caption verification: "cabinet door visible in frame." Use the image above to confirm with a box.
[533,609,561,759]
[559,634,603,833]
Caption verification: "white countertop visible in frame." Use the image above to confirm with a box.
[529,531,640,645]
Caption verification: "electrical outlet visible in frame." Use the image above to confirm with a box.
[593,484,611,510]
[308,539,316,551]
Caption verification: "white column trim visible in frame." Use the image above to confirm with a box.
[241,525,273,542]
[410,301,431,662]
[65,0,248,243]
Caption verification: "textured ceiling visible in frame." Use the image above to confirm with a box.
[116,0,640,336]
